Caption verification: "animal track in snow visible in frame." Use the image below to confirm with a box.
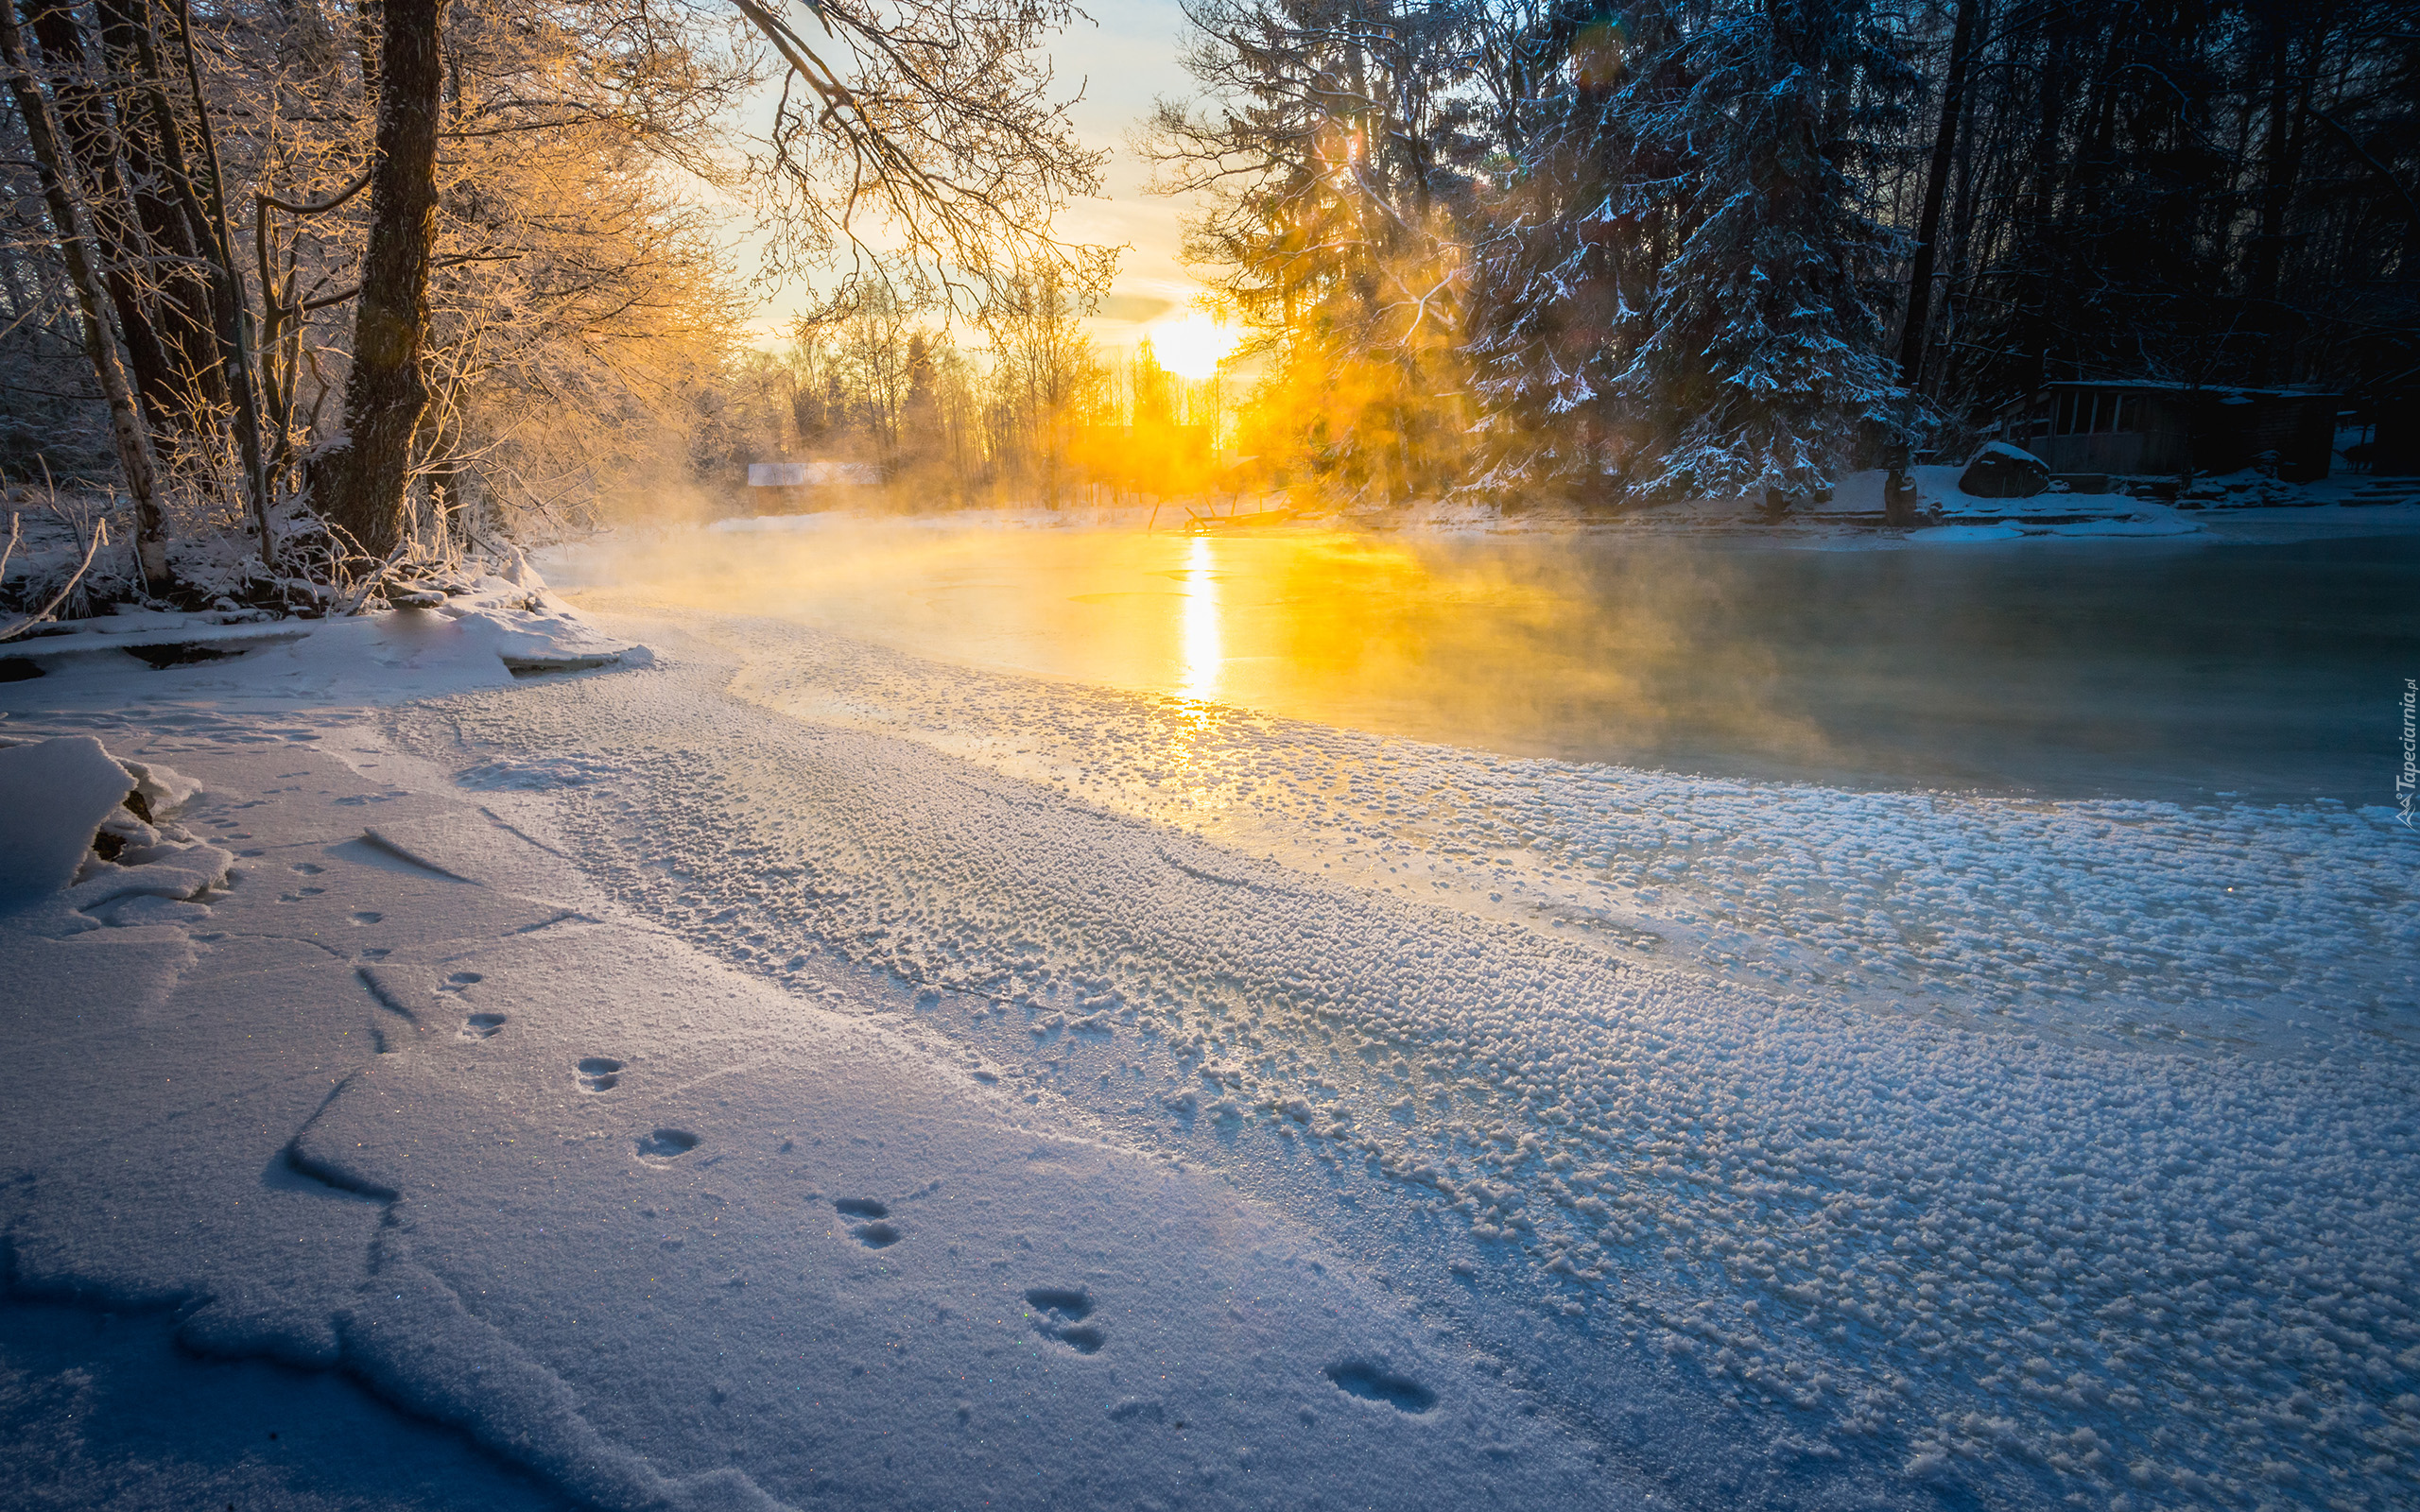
[577,1057,623,1091]
[350,911,381,924]
[1025,1288,1103,1353]
[289,862,324,874]
[635,1128,700,1160]
[832,1198,899,1247]
[1322,1360,1435,1414]
[460,1012,508,1040]
[439,971,484,992]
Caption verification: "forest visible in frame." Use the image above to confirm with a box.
[2,0,2415,608]
[1148,0,2419,505]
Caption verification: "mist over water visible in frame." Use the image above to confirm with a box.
[544,520,2418,805]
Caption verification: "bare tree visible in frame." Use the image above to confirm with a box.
[310,0,444,558]
[980,266,1102,505]
[735,0,1115,303]
[0,0,164,581]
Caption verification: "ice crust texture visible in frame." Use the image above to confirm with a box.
[400,611,2419,1512]
[0,589,2411,1512]
[716,625,2414,1051]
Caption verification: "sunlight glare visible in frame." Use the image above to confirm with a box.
[1179,535,1220,702]
[1150,313,1236,380]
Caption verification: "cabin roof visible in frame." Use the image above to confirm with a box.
[2026,380,2342,400]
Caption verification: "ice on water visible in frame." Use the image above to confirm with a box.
[0,569,2411,1512]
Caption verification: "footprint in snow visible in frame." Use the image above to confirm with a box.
[439,971,483,993]
[834,1198,900,1248]
[1322,1360,1435,1414]
[1026,1288,1104,1354]
[459,1012,508,1040]
[578,1057,623,1091]
[351,911,382,924]
[635,1128,700,1161]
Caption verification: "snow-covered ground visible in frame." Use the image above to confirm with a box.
[1495,464,2420,541]
[653,461,2420,543]
[3,544,2415,1512]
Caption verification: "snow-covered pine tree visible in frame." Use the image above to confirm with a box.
[1612,0,1913,507]
[1464,2,1682,502]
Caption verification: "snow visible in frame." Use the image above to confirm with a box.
[3,548,2414,1512]
[1,604,1627,1511]
[0,736,134,899]
[670,463,2420,547]
[688,621,2413,1052]
[2,573,644,712]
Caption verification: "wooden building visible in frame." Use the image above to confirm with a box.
[1996,381,2341,482]
[743,459,881,511]
[2367,387,2418,474]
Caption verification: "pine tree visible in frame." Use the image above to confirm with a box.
[1611,0,1913,505]
[1464,2,1681,501]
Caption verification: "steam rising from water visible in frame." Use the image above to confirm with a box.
[542,516,2416,803]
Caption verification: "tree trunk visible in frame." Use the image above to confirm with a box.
[20,0,185,430]
[0,0,168,587]
[97,0,232,427]
[2014,24,2069,391]
[316,0,443,560]
[2243,18,2308,387]
[163,0,274,559]
[1895,0,1978,391]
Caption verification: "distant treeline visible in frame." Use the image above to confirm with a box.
[1144,0,2420,505]
[711,273,1240,512]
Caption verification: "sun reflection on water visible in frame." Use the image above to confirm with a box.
[1155,534,1234,810]
[544,522,1829,779]
[1178,536,1220,704]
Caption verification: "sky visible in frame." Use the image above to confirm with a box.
[737,0,1210,358]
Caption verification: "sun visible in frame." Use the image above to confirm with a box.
[1149,312,1236,380]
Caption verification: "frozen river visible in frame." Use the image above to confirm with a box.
[1,526,2408,1512]
[545,521,2420,806]
[507,516,2416,1508]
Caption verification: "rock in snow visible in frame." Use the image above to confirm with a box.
[1956,442,2049,498]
